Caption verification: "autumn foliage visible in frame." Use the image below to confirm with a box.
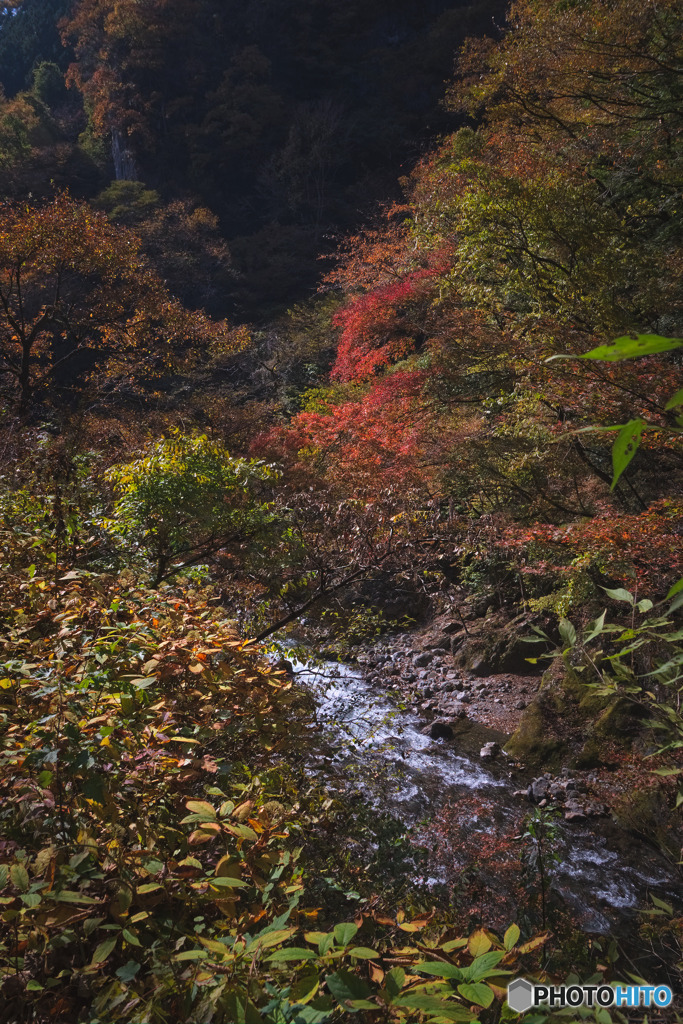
[0,193,245,415]
[261,0,683,599]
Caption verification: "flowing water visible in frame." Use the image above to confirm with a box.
[294,657,681,936]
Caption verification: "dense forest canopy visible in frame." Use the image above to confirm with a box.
[1,0,682,1021]
[0,0,507,314]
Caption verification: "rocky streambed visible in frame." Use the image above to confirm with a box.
[291,610,682,939]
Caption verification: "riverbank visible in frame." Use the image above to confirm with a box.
[290,595,683,957]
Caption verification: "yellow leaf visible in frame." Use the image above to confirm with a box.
[370,963,385,984]
[468,929,492,957]
[188,830,215,845]
[504,924,520,951]
[518,933,550,954]
[232,800,254,822]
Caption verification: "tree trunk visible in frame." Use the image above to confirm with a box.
[19,340,31,417]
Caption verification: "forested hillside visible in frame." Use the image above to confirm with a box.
[0,0,505,313]
[1,1,682,1022]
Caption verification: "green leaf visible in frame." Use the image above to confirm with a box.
[395,993,466,1017]
[10,865,30,892]
[332,922,358,947]
[503,924,520,951]
[636,599,654,613]
[122,929,142,947]
[610,419,647,488]
[208,876,248,889]
[116,961,141,982]
[440,939,468,953]
[325,969,371,1004]
[267,947,318,962]
[666,577,683,600]
[416,962,465,981]
[82,774,107,803]
[458,982,495,1008]
[20,893,41,909]
[92,937,118,965]
[466,951,506,982]
[294,1004,335,1024]
[26,980,44,991]
[175,949,209,961]
[53,890,99,905]
[558,618,577,647]
[136,883,163,894]
[185,800,217,820]
[384,967,406,999]
[580,334,683,362]
[348,947,379,959]
[602,587,634,605]
[665,388,683,410]
[583,610,607,643]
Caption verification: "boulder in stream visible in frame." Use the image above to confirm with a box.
[421,718,456,740]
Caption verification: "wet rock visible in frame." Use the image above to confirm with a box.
[564,809,587,822]
[460,693,472,704]
[504,691,567,769]
[469,656,491,677]
[421,719,455,740]
[564,778,586,793]
[431,638,452,652]
[529,778,550,803]
[480,741,500,760]
[515,700,527,710]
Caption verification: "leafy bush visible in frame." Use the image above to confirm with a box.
[106,432,281,584]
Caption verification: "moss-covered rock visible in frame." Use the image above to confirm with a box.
[450,718,509,757]
[504,693,568,769]
[578,689,613,717]
[572,737,605,770]
[592,696,649,740]
[611,786,682,859]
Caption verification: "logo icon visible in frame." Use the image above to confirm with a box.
[507,979,535,1014]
